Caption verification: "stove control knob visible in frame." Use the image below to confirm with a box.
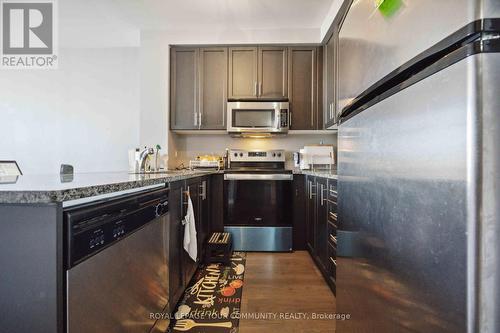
[234,153,238,157]
[277,153,282,157]
[239,153,243,157]
[272,153,276,157]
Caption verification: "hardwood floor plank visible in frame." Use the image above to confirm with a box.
[239,251,336,333]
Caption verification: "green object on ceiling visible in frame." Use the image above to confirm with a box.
[376,0,402,17]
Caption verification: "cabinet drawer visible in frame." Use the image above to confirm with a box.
[328,242,337,279]
[328,220,337,238]
[329,233,337,248]
[328,210,337,224]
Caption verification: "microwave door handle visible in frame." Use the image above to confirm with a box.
[276,109,280,130]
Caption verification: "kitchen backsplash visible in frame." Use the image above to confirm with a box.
[169,133,337,170]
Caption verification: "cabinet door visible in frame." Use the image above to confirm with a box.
[197,177,210,258]
[168,181,185,311]
[288,47,318,130]
[228,47,258,99]
[170,47,199,129]
[258,47,287,99]
[199,48,227,129]
[316,177,329,271]
[292,174,307,250]
[184,178,201,284]
[324,32,337,127]
[306,176,316,253]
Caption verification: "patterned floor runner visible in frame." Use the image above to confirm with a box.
[169,252,247,333]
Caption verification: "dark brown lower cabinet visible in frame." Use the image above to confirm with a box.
[169,176,211,311]
[315,177,328,272]
[292,174,307,250]
[306,176,316,253]
[305,175,337,295]
[168,180,185,311]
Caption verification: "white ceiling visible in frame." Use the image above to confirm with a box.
[59,0,336,47]
[61,0,334,31]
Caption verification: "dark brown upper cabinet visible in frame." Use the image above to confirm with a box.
[199,47,228,129]
[324,32,337,128]
[258,47,288,99]
[288,47,322,130]
[228,46,287,100]
[228,47,258,99]
[170,47,228,130]
[170,48,199,130]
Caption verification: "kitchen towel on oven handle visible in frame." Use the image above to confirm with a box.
[183,194,198,261]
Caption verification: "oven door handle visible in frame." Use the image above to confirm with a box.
[224,174,293,181]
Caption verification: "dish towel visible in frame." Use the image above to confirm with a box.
[183,195,198,262]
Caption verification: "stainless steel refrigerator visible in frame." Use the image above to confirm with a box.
[335,1,499,332]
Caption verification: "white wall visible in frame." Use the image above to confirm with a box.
[0,47,140,175]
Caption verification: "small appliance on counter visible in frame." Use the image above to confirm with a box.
[189,154,224,171]
[297,145,335,170]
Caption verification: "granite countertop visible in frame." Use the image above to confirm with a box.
[293,169,338,180]
[0,170,218,204]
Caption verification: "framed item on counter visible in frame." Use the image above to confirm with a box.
[0,160,22,176]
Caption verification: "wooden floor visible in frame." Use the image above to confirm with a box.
[239,251,336,333]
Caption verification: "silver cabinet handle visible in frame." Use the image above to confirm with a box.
[309,181,317,199]
[258,82,262,97]
[194,111,198,126]
[254,81,257,96]
[289,111,292,128]
[198,112,202,129]
[321,184,325,206]
[199,180,206,200]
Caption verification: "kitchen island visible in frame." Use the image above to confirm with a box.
[0,169,217,204]
[0,169,218,333]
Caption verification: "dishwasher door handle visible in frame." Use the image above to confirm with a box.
[224,173,293,181]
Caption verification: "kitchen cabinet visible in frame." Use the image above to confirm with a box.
[324,29,339,128]
[199,48,228,129]
[315,177,329,271]
[305,174,337,295]
[171,47,227,130]
[228,47,258,99]
[170,47,199,129]
[306,176,316,253]
[327,179,337,294]
[228,46,287,100]
[169,176,211,311]
[288,47,322,130]
[292,174,307,250]
[168,180,186,310]
[258,47,288,99]
[183,177,210,284]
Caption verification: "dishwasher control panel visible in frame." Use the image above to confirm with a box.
[64,188,169,268]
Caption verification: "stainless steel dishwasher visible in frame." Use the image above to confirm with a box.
[64,187,170,333]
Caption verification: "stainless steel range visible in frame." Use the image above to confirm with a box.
[224,149,293,252]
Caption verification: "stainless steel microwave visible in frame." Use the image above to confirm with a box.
[227,101,290,135]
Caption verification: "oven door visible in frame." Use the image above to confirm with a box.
[227,102,289,133]
[223,173,293,251]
